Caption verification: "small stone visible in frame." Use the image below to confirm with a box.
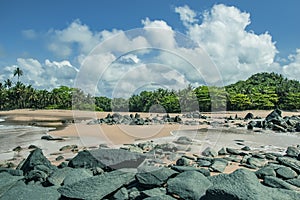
[197,158,212,167]
[286,146,300,158]
[202,147,217,157]
[247,157,265,168]
[112,187,129,200]
[241,146,251,151]
[209,158,228,173]
[255,167,276,179]
[136,166,178,187]
[174,136,192,145]
[176,157,190,166]
[287,178,300,187]
[226,148,241,155]
[55,155,64,161]
[218,147,227,155]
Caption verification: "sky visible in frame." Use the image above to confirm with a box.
[0,0,300,98]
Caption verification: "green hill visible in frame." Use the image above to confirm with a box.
[225,72,300,110]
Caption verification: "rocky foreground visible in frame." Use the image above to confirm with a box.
[1,136,300,200]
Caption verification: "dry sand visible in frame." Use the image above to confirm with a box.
[1,109,300,173]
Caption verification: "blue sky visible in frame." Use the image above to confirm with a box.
[1,0,300,97]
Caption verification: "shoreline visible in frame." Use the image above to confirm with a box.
[1,109,300,170]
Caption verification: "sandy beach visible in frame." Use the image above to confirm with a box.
[1,109,300,173]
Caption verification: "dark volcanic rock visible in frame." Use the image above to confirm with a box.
[226,148,241,155]
[244,112,254,120]
[217,147,227,155]
[58,169,136,200]
[277,156,300,173]
[136,167,177,187]
[0,172,24,196]
[276,166,298,179]
[287,178,300,187]
[286,146,300,158]
[47,167,73,186]
[167,171,212,200]
[171,165,210,176]
[247,157,265,168]
[209,158,228,173]
[112,187,129,200]
[41,135,63,141]
[174,136,192,145]
[141,187,166,198]
[265,109,288,130]
[25,169,48,182]
[0,167,23,176]
[155,143,177,152]
[176,157,191,166]
[241,146,251,151]
[63,168,93,185]
[68,149,146,170]
[204,169,300,200]
[20,148,56,174]
[1,182,60,200]
[202,147,217,157]
[255,167,276,179]
[144,195,176,200]
[197,158,212,167]
[263,176,298,190]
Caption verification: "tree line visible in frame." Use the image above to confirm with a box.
[1,68,300,112]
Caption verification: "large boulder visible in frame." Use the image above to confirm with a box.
[47,167,73,186]
[265,109,288,129]
[275,166,298,179]
[277,156,300,173]
[62,168,93,185]
[68,149,146,170]
[286,146,300,158]
[1,180,60,200]
[204,168,300,200]
[167,171,212,200]
[136,166,177,187]
[263,176,298,190]
[244,112,254,120]
[58,169,136,200]
[0,172,24,196]
[19,148,56,174]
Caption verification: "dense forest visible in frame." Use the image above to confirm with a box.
[1,68,300,112]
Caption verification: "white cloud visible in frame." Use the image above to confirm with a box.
[179,4,278,83]
[2,4,300,98]
[282,49,300,80]
[175,5,198,26]
[1,58,78,89]
[47,19,102,58]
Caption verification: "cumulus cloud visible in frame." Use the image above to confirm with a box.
[47,19,102,58]
[282,49,300,80]
[1,58,78,89]
[3,3,300,98]
[175,5,198,26]
[178,4,278,83]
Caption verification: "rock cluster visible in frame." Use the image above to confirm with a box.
[88,113,183,125]
[1,139,300,199]
[247,109,300,132]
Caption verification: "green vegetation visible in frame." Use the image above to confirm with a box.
[1,69,300,112]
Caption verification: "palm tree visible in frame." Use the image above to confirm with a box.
[13,67,23,83]
[4,79,12,89]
